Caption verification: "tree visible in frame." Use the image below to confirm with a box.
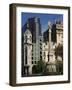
[54,44,63,74]
[55,44,63,59]
[36,60,46,74]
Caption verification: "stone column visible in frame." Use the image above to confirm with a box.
[48,21,52,53]
[47,21,56,73]
[48,21,54,63]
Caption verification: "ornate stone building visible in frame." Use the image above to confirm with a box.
[23,23,32,75]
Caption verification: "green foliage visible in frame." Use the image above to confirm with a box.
[36,60,46,74]
[55,44,63,59]
[54,45,63,74]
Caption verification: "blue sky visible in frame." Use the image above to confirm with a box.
[21,12,63,33]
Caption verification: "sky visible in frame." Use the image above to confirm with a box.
[21,12,63,33]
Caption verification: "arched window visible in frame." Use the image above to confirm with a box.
[30,36,32,41]
[30,36,31,38]
[25,47,27,64]
[25,35,27,42]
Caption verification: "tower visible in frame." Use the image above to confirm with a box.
[23,22,32,76]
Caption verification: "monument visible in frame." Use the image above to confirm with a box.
[47,21,56,73]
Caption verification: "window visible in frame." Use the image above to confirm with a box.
[35,61,36,64]
[45,42,47,45]
[40,43,42,45]
[30,36,31,38]
[44,52,45,56]
[30,36,32,39]
[30,36,32,41]
[40,51,42,54]
[25,47,27,64]
[32,53,33,56]
[32,57,33,60]
[32,61,33,64]
[40,56,42,60]
[40,39,42,41]
[25,35,27,39]
[25,35,27,42]
[40,47,42,49]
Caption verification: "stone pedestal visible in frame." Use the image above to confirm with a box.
[47,51,56,73]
